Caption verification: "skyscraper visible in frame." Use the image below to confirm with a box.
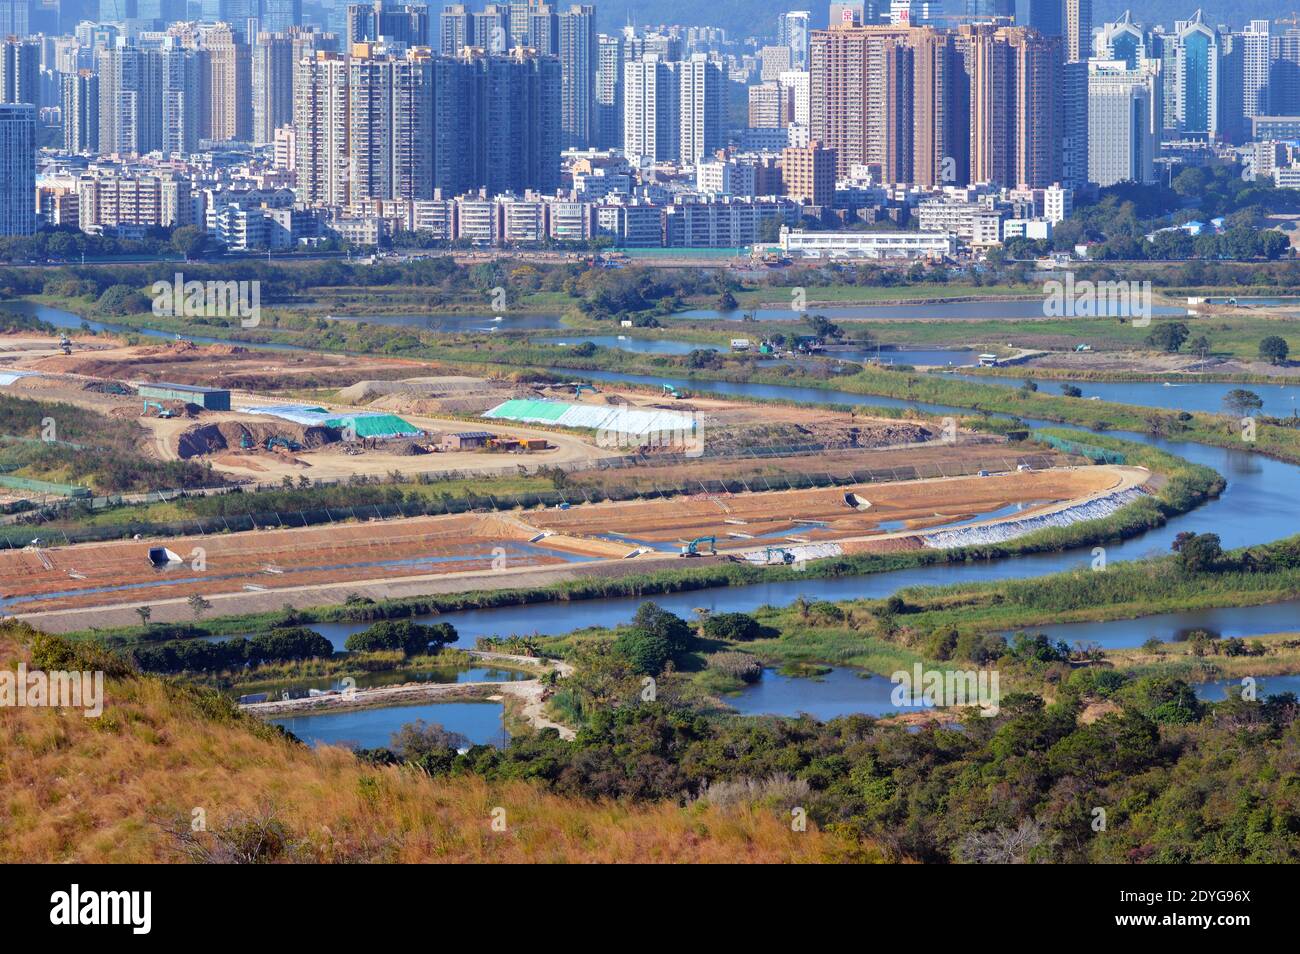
[1,37,40,107]
[1094,10,1145,67]
[555,4,595,148]
[347,1,431,47]
[623,53,678,163]
[440,3,471,55]
[1013,0,1060,37]
[439,47,561,195]
[595,32,624,149]
[1063,0,1091,64]
[205,23,251,142]
[348,44,435,200]
[252,31,295,144]
[0,0,31,35]
[62,69,99,153]
[0,103,35,236]
[97,45,163,156]
[779,11,812,69]
[1173,10,1218,138]
[1088,57,1160,186]
[294,51,350,204]
[1238,20,1270,120]
[965,23,1062,188]
[160,42,208,155]
[677,53,725,164]
[262,0,303,33]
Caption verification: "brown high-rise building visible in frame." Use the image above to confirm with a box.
[962,24,1062,189]
[810,23,971,186]
[206,24,252,143]
[810,22,1061,189]
[782,139,837,205]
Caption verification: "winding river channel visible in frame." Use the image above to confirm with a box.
[10,301,1300,736]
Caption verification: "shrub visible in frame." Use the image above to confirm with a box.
[706,651,762,683]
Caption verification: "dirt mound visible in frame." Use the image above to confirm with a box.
[176,420,334,459]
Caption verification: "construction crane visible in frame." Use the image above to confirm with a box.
[141,400,173,419]
[679,536,717,557]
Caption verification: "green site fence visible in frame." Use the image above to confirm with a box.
[1040,434,1126,465]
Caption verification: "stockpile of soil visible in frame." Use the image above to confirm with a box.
[177,420,333,458]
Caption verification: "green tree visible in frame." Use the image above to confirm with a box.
[1144,322,1189,353]
[1259,335,1290,366]
[1171,531,1223,573]
[1222,388,1264,417]
[612,627,671,675]
[172,225,208,261]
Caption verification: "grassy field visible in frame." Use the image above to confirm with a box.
[0,621,851,863]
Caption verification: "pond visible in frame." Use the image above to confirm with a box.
[269,700,509,749]
[726,666,931,720]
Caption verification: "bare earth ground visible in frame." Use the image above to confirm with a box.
[5,465,1146,628]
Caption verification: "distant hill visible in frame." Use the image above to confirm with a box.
[595,1,1289,40]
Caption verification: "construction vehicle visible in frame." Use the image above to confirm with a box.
[58,334,72,355]
[571,382,599,397]
[764,546,798,565]
[662,384,686,400]
[141,400,174,419]
[265,436,301,452]
[239,432,254,450]
[679,535,716,557]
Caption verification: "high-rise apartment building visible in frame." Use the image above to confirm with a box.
[554,4,595,148]
[677,53,726,165]
[965,24,1062,188]
[624,53,678,162]
[295,52,350,204]
[252,31,295,144]
[62,69,98,153]
[160,42,208,155]
[261,0,302,33]
[440,3,471,55]
[1094,11,1145,67]
[97,44,163,156]
[782,138,835,204]
[1239,20,1270,120]
[348,44,435,200]
[435,47,561,196]
[1,37,39,107]
[347,1,431,47]
[1063,0,1091,64]
[595,32,624,149]
[0,102,35,236]
[205,23,251,142]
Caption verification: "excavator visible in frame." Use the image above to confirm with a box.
[679,536,717,558]
[571,382,599,397]
[141,400,173,419]
[662,384,687,400]
[58,334,72,355]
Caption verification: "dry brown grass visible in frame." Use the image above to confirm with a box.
[0,623,846,863]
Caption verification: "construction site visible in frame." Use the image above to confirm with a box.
[0,330,1157,629]
[0,464,1150,622]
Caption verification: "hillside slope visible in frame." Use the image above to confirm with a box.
[0,622,839,863]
